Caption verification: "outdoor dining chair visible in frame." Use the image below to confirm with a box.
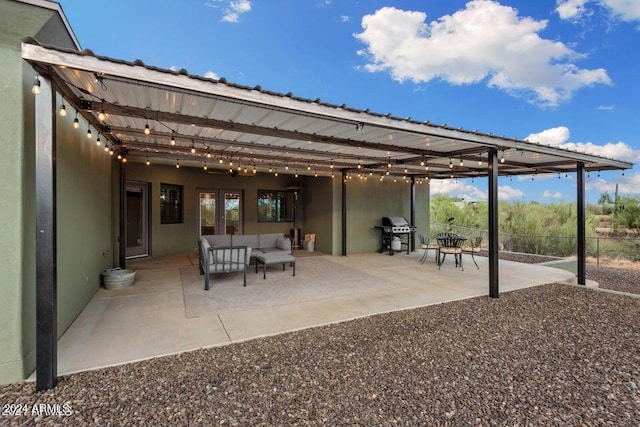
[418,234,440,264]
[436,234,466,271]
[463,236,483,269]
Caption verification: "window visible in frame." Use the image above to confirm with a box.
[257,190,295,222]
[160,183,183,224]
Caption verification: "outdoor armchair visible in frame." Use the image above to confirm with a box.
[198,237,251,290]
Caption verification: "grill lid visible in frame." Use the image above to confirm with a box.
[382,216,409,227]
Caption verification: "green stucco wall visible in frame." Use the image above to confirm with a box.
[344,178,430,254]
[0,38,31,387]
[302,176,336,254]
[0,0,94,385]
[125,163,308,258]
[56,100,114,335]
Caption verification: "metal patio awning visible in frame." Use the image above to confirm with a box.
[22,39,632,179]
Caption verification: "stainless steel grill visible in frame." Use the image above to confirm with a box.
[376,216,416,255]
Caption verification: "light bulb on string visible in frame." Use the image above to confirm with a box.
[170,132,176,145]
[98,102,106,122]
[146,158,151,166]
[59,103,67,117]
[144,121,151,135]
[32,75,41,95]
[87,128,92,139]
[96,133,101,146]
[73,112,79,129]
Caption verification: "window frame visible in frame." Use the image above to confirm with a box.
[160,183,184,224]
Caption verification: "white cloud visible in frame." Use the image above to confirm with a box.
[557,0,640,23]
[556,0,589,20]
[340,15,351,23]
[430,179,487,200]
[542,190,564,199]
[206,0,252,23]
[586,172,640,195]
[429,179,525,201]
[498,185,525,200]
[354,1,611,107]
[602,0,640,21]
[525,126,640,162]
[598,104,615,110]
[204,70,220,80]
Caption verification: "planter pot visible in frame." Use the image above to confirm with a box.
[101,268,136,289]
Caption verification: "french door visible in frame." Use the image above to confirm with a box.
[125,181,149,258]
[198,189,243,236]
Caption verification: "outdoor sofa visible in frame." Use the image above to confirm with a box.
[198,233,295,288]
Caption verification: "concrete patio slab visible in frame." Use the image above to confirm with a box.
[48,251,575,376]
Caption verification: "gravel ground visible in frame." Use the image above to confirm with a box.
[1,282,639,426]
[485,251,640,295]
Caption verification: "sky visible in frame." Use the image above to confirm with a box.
[56,0,640,204]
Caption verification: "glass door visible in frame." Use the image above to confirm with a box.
[199,192,217,236]
[198,190,243,236]
[223,191,241,234]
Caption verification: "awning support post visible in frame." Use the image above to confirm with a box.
[341,169,347,256]
[577,162,586,285]
[488,149,499,298]
[35,74,58,390]
[410,176,416,252]
[119,160,126,268]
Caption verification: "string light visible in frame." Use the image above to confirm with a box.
[98,102,106,122]
[176,159,180,169]
[104,142,109,152]
[500,151,505,163]
[459,158,464,167]
[73,112,79,129]
[203,162,208,170]
[146,158,151,166]
[32,75,41,95]
[59,103,67,117]
[86,127,92,139]
[96,133,101,146]
[170,132,176,145]
[449,158,453,169]
[144,121,151,135]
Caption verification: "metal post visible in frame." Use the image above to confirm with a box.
[341,169,347,256]
[597,237,600,266]
[577,162,586,285]
[35,74,57,390]
[488,149,499,298]
[410,176,416,252]
[119,160,126,268]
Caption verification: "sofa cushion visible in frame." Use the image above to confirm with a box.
[258,233,282,249]
[232,234,259,248]
[276,236,291,252]
[204,234,231,247]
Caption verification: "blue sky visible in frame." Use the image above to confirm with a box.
[57,0,640,203]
